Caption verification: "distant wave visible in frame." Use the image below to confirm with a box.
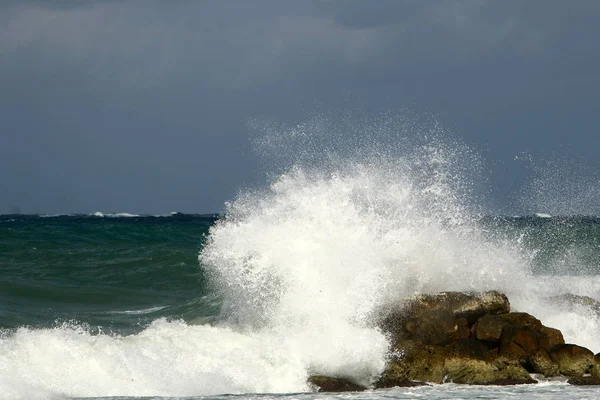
[153,211,185,217]
[90,212,141,218]
[39,213,75,218]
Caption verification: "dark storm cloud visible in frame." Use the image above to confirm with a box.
[1,1,599,214]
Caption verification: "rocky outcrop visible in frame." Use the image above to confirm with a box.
[309,291,600,391]
[378,290,598,386]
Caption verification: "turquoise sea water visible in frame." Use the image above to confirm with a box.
[0,213,218,334]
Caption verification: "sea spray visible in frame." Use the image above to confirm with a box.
[199,119,534,387]
[202,113,600,383]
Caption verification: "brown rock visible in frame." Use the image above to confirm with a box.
[474,314,510,342]
[499,326,541,363]
[382,342,447,383]
[568,376,600,385]
[374,376,429,389]
[445,339,489,360]
[497,313,542,330]
[540,326,565,349]
[444,358,535,385]
[592,353,600,378]
[383,339,532,385]
[307,376,366,392]
[474,312,564,353]
[529,348,560,377]
[377,291,575,386]
[551,344,595,376]
[383,291,510,333]
[408,310,470,345]
[411,291,511,324]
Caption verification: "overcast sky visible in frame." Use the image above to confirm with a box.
[1,0,599,215]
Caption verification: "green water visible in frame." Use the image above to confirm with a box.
[0,214,219,333]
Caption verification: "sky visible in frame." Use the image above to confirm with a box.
[1,0,599,215]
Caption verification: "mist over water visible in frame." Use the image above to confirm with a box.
[1,114,599,399]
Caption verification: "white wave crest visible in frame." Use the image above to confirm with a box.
[89,212,140,218]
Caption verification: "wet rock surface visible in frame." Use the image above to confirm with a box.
[310,291,599,390]
[307,376,367,392]
[378,290,594,386]
[551,344,595,377]
[568,376,600,385]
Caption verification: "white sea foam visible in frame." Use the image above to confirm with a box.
[0,318,386,399]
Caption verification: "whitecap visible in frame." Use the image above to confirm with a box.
[109,306,169,315]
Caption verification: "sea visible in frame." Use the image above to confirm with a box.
[1,119,600,399]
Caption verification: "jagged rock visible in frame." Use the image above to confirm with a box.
[474,314,510,342]
[474,312,564,353]
[499,325,542,363]
[541,326,565,349]
[529,348,560,377]
[403,309,470,345]
[307,376,366,392]
[383,291,509,346]
[381,341,447,383]
[446,338,489,360]
[498,313,542,330]
[486,313,564,376]
[408,291,510,323]
[568,376,600,385]
[383,339,530,385]
[551,344,595,376]
[444,358,535,385]
[382,339,489,384]
[378,290,577,385]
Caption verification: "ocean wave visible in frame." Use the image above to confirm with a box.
[38,213,75,218]
[89,212,141,218]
